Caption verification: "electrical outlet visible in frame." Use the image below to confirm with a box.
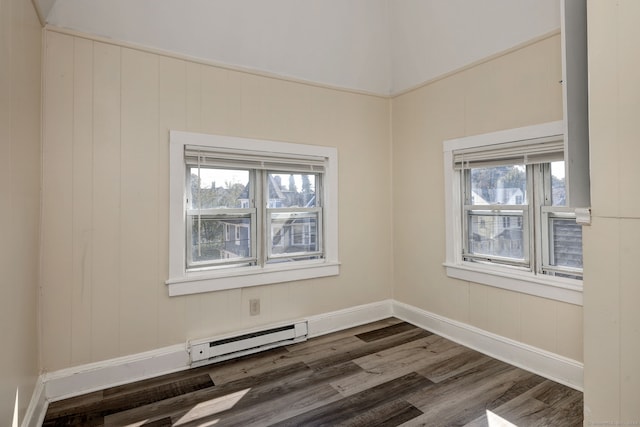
[249,298,260,316]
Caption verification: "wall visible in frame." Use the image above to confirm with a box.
[584,0,640,423]
[391,34,583,362]
[40,29,392,372]
[0,0,42,423]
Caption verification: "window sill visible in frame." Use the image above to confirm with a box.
[443,262,583,306]
[166,261,340,296]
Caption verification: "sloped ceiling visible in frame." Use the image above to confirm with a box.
[39,0,560,95]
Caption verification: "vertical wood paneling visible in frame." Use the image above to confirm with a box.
[157,56,187,346]
[520,296,558,354]
[200,66,236,135]
[41,31,75,371]
[119,48,160,355]
[186,62,201,132]
[91,41,122,362]
[267,78,313,143]
[240,73,272,138]
[71,37,94,365]
[556,303,582,362]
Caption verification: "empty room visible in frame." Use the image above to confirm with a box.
[2,0,639,425]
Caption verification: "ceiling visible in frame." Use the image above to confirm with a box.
[38,0,561,96]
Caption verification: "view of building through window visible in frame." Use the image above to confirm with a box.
[187,167,320,268]
[464,161,582,277]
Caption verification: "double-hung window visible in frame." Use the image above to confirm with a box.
[168,132,339,296]
[444,122,584,305]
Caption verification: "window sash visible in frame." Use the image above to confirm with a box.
[540,207,583,277]
[463,206,530,268]
[186,162,325,271]
[266,208,323,261]
[186,212,257,269]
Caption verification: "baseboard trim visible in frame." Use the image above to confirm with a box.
[392,300,584,391]
[43,343,190,402]
[306,299,394,337]
[21,376,46,427]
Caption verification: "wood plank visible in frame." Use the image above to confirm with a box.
[331,335,463,397]
[174,381,341,426]
[355,321,419,342]
[110,361,363,426]
[306,326,433,371]
[406,359,541,426]
[44,390,103,419]
[104,362,319,426]
[417,345,493,383]
[103,365,214,397]
[44,374,214,425]
[272,372,433,427]
[340,399,423,427]
[488,380,583,427]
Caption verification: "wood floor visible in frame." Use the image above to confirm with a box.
[43,318,583,426]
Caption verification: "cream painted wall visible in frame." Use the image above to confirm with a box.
[584,0,640,423]
[0,0,42,423]
[40,29,392,372]
[391,34,583,362]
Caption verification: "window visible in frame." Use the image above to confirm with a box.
[443,121,584,305]
[167,131,339,296]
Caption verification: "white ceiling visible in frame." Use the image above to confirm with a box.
[41,0,560,96]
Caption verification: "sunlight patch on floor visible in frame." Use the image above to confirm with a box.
[487,409,518,427]
[174,388,251,425]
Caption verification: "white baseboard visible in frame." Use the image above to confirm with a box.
[306,299,393,337]
[21,376,46,427]
[43,343,190,402]
[392,300,584,391]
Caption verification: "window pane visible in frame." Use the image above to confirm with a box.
[189,217,251,265]
[268,173,317,208]
[270,212,319,256]
[467,213,525,260]
[469,165,526,205]
[549,217,583,269]
[550,161,566,206]
[189,167,250,209]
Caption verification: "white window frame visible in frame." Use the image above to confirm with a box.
[167,131,339,297]
[443,121,583,305]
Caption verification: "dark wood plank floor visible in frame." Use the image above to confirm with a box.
[43,318,583,426]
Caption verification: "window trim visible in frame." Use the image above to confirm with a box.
[443,121,583,306]
[167,131,339,297]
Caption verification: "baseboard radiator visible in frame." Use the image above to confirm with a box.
[189,321,308,367]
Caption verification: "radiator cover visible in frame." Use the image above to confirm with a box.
[189,321,308,367]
